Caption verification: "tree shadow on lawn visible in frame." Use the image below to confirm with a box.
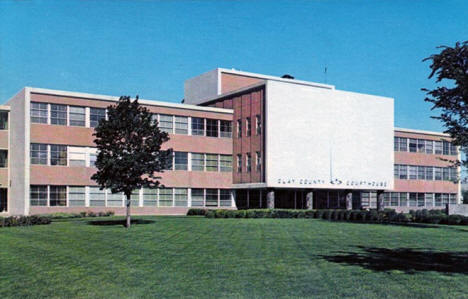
[320,246,468,274]
[88,219,155,226]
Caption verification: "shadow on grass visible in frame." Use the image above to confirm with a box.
[88,219,155,226]
[320,246,468,274]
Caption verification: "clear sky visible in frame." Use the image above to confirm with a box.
[1,0,467,132]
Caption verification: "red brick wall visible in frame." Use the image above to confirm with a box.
[221,73,264,94]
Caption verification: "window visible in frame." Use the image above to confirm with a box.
[174,188,188,207]
[90,108,106,128]
[107,190,123,207]
[434,167,442,180]
[255,115,261,135]
[409,139,417,152]
[409,193,417,207]
[206,154,218,171]
[206,119,218,137]
[191,153,205,171]
[159,188,173,207]
[237,154,242,172]
[143,188,157,206]
[50,186,67,206]
[69,146,86,167]
[50,104,67,125]
[30,102,48,124]
[394,164,399,179]
[246,153,251,172]
[30,185,48,206]
[50,145,67,166]
[425,140,433,154]
[443,140,450,155]
[174,152,188,170]
[369,192,377,208]
[417,166,425,180]
[89,153,97,167]
[434,141,442,154]
[398,137,408,151]
[89,187,106,206]
[417,193,425,207]
[165,152,173,170]
[443,168,450,181]
[394,137,399,151]
[246,117,251,136]
[131,190,140,206]
[450,143,457,156]
[69,106,85,126]
[399,165,407,179]
[399,193,408,207]
[191,117,204,136]
[191,189,204,207]
[220,190,231,207]
[205,189,218,207]
[435,193,442,206]
[449,168,457,181]
[425,193,434,208]
[417,139,425,153]
[449,194,457,204]
[256,151,261,172]
[220,120,232,138]
[220,155,232,172]
[159,114,173,134]
[441,193,449,205]
[69,186,85,206]
[361,192,370,207]
[425,166,434,180]
[409,166,417,179]
[0,111,8,130]
[390,193,399,206]
[383,193,390,207]
[0,150,7,168]
[31,143,48,165]
[175,116,188,134]
[237,119,242,138]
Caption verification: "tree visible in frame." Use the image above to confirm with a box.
[92,96,172,228]
[423,41,468,171]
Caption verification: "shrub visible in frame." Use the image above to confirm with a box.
[235,210,247,218]
[87,211,96,217]
[426,215,444,224]
[80,211,87,217]
[245,210,256,218]
[460,216,468,225]
[187,208,207,216]
[205,210,215,218]
[305,210,316,218]
[315,210,325,219]
[1,215,51,227]
[345,210,353,221]
[323,210,333,220]
[447,215,463,225]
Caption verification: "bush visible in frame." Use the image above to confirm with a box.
[87,211,96,217]
[205,210,215,218]
[1,215,51,227]
[187,208,207,216]
[447,215,463,225]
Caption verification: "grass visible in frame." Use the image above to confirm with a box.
[0,216,467,298]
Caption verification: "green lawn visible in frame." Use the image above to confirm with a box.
[0,217,467,299]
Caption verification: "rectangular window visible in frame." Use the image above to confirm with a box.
[435,193,442,206]
[409,166,417,180]
[0,150,7,168]
[50,145,67,166]
[237,119,242,138]
[218,120,232,138]
[425,166,434,180]
[206,119,218,137]
[107,190,123,207]
[69,186,85,206]
[441,193,449,205]
[417,139,425,153]
[425,140,433,154]
[158,188,173,207]
[450,143,457,156]
[174,152,188,170]
[237,154,242,172]
[89,153,97,167]
[69,106,86,126]
[31,143,48,165]
[0,111,8,130]
[174,188,188,207]
[383,193,390,207]
[369,192,377,208]
[220,155,232,172]
[417,166,425,180]
[191,153,205,171]
[394,164,399,179]
[220,189,231,207]
[399,165,407,179]
[399,192,408,207]
[434,167,442,180]
[449,167,457,181]
[30,185,48,206]
[175,116,188,134]
[256,115,261,135]
[443,168,450,181]
[449,194,457,204]
[191,117,204,136]
[159,114,174,134]
[256,151,261,172]
[206,154,219,171]
[443,140,450,155]
[50,104,67,125]
[30,102,48,124]
[425,193,434,208]
[191,189,204,207]
[390,193,399,206]
[434,141,442,154]
[89,187,106,206]
[90,107,106,128]
[246,117,251,136]
[205,189,218,207]
[394,137,399,151]
[68,146,86,167]
[165,152,173,170]
[246,153,251,172]
[361,192,370,207]
[143,188,157,206]
[130,190,140,206]
[409,193,417,207]
[409,139,417,152]
[398,137,408,151]
[50,186,67,206]
[417,193,425,207]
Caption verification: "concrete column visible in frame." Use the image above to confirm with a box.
[306,191,314,210]
[345,191,353,210]
[267,190,275,209]
[377,190,384,211]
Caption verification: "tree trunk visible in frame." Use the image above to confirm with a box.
[125,194,131,228]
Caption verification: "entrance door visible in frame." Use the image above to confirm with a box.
[0,188,7,212]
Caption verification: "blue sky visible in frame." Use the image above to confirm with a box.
[1,0,467,132]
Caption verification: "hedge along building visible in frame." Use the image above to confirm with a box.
[185,68,461,212]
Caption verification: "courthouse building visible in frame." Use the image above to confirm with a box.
[0,68,461,215]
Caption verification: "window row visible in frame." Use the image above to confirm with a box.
[0,111,8,130]
[30,102,232,138]
[30,144,97,167]
[236,115,262,138]
[361,192,458,208]
[394,137,457,155]
[30,185,233,208]
[168,152,232,172]
[236,152,261,173]
[394,164,457,181]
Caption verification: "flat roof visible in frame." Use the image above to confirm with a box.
[394,127,450,137]
[26,87,233,114]
[0,105,10,111]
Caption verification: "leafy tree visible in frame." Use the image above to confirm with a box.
[423,41,468,171]
[92,96,172,227]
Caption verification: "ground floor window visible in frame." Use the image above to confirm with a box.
[50,186,67,206]
[69,186,85,206]
[89,187,106,207]
[143,188,157,206]
[205,189,218,207]
[159,188,173,207]
[107,191,123,207]
[30,185,47,206]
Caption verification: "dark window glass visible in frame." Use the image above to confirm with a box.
[220,120,232,138]
[206,119,218,137]
[174,152,188,170]
[30,102,48,124]
[50,145,67,166]
[31,143,48,165]
[0,150,7,167]
[30,185,47,206]
[409,139,417,152]
[0,112,8,130]
[191,118,204,136]
[90,108,106,128]
[50,186,67,206]
[50,104,67,125]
